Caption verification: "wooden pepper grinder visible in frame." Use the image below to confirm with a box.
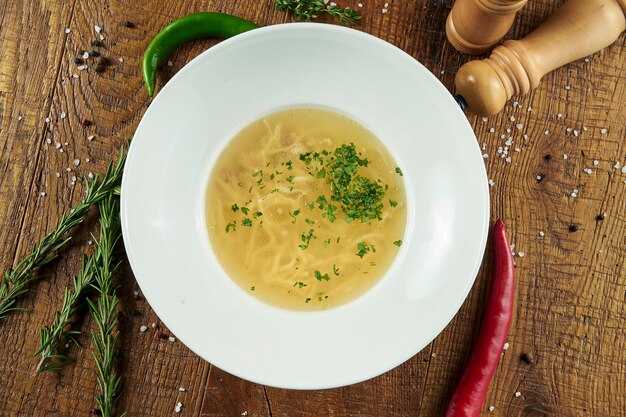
[446,0,528,55]
[455,0,626,116]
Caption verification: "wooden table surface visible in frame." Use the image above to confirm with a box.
[1,0,625,416]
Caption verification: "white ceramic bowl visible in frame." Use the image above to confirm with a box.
[121,23,489,390]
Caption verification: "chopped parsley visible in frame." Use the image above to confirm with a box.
[252,169,263,177]
[314,270,330,281]
[240,207,250,215]
[293,281,307,288]
[333,264,340,276]
[389,200,398,207]
[241,218,252,227]
[289,209,301,224]
[252,211,263,218]
[305,218,316,226]
[231,203,239,212]
[225,221,237,233]
[322,238,330,248]
[285,160,293,170]
[395,166,403,176]
[299,229,316,250]
[356,242,372,258]
[250,286,255,291]
[305,298,311,303]
[286,175,294,184]
[393,240,403,247]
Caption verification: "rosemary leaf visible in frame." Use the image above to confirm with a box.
[274,0,362,25]
[88,195,124,417]
[0,149,126,324]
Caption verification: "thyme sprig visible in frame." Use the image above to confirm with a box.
[87,195,124,417]
[274,0,362,25]
[0,150,126,323]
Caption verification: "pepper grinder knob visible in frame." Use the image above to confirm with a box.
[455,0,626,116]
[446,0,528,55]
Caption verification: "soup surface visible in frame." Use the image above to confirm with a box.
[206,107,406,310]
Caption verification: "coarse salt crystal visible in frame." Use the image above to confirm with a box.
[515,391,522,397]
[600,128,608,134]
[358,3,363,7]
[510,116,515,122]
[565,85,571,90]
[574,130,579,137]
[99,34,105,41]
[566,127,572,133]
[500,134,506,139]
[505,156,512,163]
[593,160,599,166]
[82,51,89,59]
[64,141,68,146]
[505,139,513,146]
[60,112,66,119]
[527,107,532,112]
[56,172,61,178]
[489,128,495,133]
[65,28,71,34]
[59,148,64,153]
[583,168,593,174]
[241,412,248,416]
[95,25,102,33]
[55,142,61,149]
[482,153,489,159]
[167,60,173,67]
[585,58,590,62]
[544,130,550,135]
[614,161,621,169]
[440,70,445,75]
[72,74,79,78]
[74,159,80,166]
[539,231,545,237]
[70,175,77,182]
[384,2,388,6]
[583,126,588,131]
[178,387,186,392]
[431,352,437,358]
[503,342,510,350]
[88,172,94,179]
[45,117,50,123]
[516,123,523,130]
[168,336,176,342]
[489,406,495,412]
[523,134,528,140]
[506,128,511,133]
[140,325,148,333]
[481,117,488,122]
[88,240,93,245]
[518,252,525,257]
[18,115,23,121]
[515,147,521,152]
[622,166,626,174]
[87,135,95,141]
[488,179,495,187]
[557,113,563,118]
[86,158,90,162]
[77,65,87,71]
[564,154,568,160]
[118,57,124,63]
[175,402,182,413]
[382,8,388,12]
[66,167,71,172]
[46,138,52,144]
[40,192,46,197]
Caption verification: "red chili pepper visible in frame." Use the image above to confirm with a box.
[445,219,515,417]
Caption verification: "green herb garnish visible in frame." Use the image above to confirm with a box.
[395,167,403,176]
[231,203,239,212]
[356,242,372,258]
[298,229,316,250]
[333,264,340,276]
[389,200,398,207]
[293,281,307,288]
[252,211,263,218]
[226,221,237,233]
[314,270,330,281]
[241,218,252,227]
[240,207,250,215]
[393,240,403,247]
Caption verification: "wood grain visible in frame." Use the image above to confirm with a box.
[0,0,624,416]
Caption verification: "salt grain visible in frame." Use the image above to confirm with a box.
[515,148,521,152]
[544,130,550,135]
[557,113,563,118]
[74,159,80,166]
[70,175,77,182]
[358,3,363,7]
[573,130,579,137]
[505,156,512,163]
[46,138,52,144]
[482,118,488,123]
[82,51,89,59]
[60,111,66,119]
[178,387,186,392]
[99,34,105,41]
[503,342,510,350]
[66,167,71,172]
[241,412,248,416]
[600,128,608,134]
[18,115,23,121]
[489,128,495,133]
[622,166,626,174]
[59,149,64,153]
[565,85,571,90]
[506,128,511,133]
[539,231,545,237]
[167,60,173,67]
[40,192,46,197]
[169,336,176,342]
[175,402,182,413]
[77,65,87,71]
[95,25,102,33]
[88,240,93,245]
[518,252,525,257]
[87,135,95,141]
[65,28,71,34]
[564,154,569,160]
[382,8,388,13]
[614,161,621,169]
[583,168,593,174]
[505,138,513,146]
[516,123,523,130]
[585,58,590,63]
[55,142,61,149]
[489,406,495,412]
[72,74,79,78]
[488,179,495,187]
[482,153,489,159]
[88,172,94,179]
[139,325,148,333]
[45,117,50,123]
[118,57,124,63]
[527,107,532,112]
[510,116,515,122]
[55,172,61,178]
[593,160,600,166]
[515,391,522,397]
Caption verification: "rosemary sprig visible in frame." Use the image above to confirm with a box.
[35,187,121,373]
[274,0,362,25]
[0,149,126,323]
[87,195,123,417]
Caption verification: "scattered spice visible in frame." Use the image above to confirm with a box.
[520,352,536,364]
[80,119,92,127]
[91,40,103,47]
[568,224,579,233]
[130,308,141,316]
[596,214,605,221]
[89,50,101,57]
[122,20,135,28]
[74,57,83,64]
[94,57,109,73]
[156,330,169,340]
[543,154,552,161]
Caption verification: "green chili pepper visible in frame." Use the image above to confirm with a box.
[143,12,259,96]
